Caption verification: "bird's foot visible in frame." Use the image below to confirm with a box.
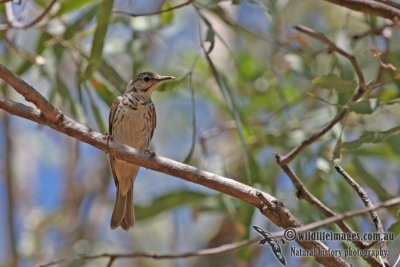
[102,132,113,146]
[144,149,156,158]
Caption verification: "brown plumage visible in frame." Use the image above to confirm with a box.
[108,72,175,230]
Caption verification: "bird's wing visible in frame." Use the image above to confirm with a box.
[110,156,118,186]
[149,102,157,140]
[109,96,121,185]
[108,96,122,135]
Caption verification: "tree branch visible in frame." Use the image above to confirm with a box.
[321,0,400,20]
[278,108,348,165]
[375,0,400,10]
[0,63,349,267]
[0,64,59,121]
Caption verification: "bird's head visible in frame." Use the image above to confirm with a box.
[125,72,175,98]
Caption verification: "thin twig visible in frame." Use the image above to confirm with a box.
[372,48,399,73]
[39,238,258,267]
[334,163,388,263]
[106,257,115,267]
[4,35,47,65]
[279,108,348,165]
[199,120,237,155]
[113,0,194,17]
[352,21,395,41]
[372,34,391,88]
[0,0,57,30]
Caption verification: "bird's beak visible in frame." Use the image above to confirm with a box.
[156,75,175,82]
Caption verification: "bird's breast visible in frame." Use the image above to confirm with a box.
[112,101,156,151]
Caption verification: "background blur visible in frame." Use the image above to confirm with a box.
[0,0,400,266]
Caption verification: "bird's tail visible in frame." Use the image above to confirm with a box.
[110,186,134,230]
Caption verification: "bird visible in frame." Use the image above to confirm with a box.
[108,72,175,230]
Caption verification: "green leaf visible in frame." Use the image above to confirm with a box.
[57,0,97,16]
[368,15,378,29]
[205,28,214,42]
[84,82,106,132]
[238,53,261,80]
[202,16,215,54]
[160,2,174,25]
[353,159,391,201]
[312,74,357,92]
[135,191,209,220]
[386,135,400,155]
[236,247,253,261]
[202,37,254,183]
[56,77,79,117]
[90,78,116,107]
[343,126,400,150]
[238,203,255,239]
[83,0,114,80]
[332,127,344,160]
[52,7,97,62]
[64,7,98,40]
[388,221,400,237]
[380,87,399,101]
[207,62,254,183]
[348,99,380,114]
[183,73,197,164]
[98,58,126,93]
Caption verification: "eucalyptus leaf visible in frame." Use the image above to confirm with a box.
[160,2,174,25]
[98,59,126,93]
[135,191,209,220]
[85,83,106,132]
[351,159,393,202]
[90,78,116,107]
[343,126,400,150]
[202,38,255,183]
[348,99,380,114]
[57,0,96,16]
[83,0,114,80]
[388,221,400,237]
[312,74,357,92]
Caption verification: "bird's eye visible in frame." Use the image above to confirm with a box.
[144,77,150,82]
